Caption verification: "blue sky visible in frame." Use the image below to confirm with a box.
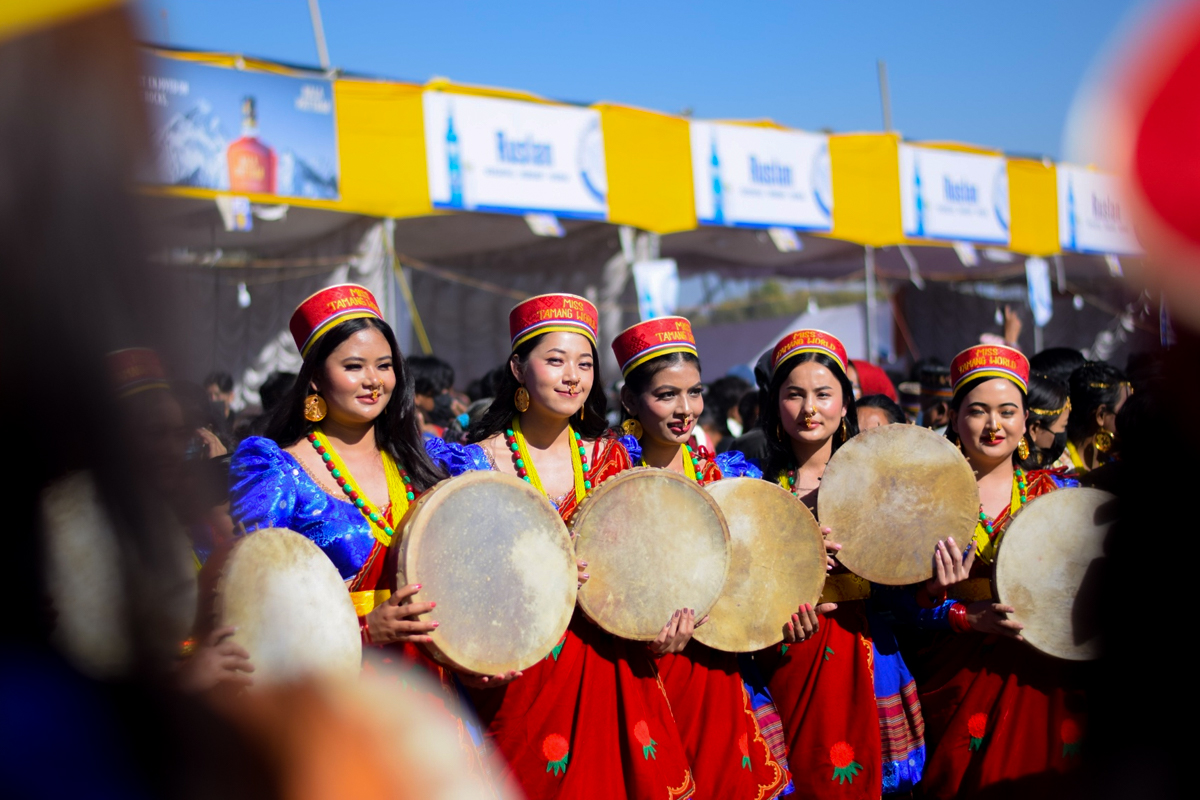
[133,0,1150,160]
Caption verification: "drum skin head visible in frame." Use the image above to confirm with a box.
[397,471,576,675]
[819,425,979,585]
[572,468,731,641]
[218,528,362,684]
[695,479,826,652]
[995,487,1113,661]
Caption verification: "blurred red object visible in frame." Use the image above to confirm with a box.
[851,360,898,401]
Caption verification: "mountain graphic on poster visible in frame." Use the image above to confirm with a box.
[154,99,229,189]
[152,100,338,199]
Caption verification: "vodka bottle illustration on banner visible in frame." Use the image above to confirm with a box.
[446,106,464,208]
[227,96,277,194]
[710,135,724,225]
[913,159,926,237]
[1066,176,1078,251]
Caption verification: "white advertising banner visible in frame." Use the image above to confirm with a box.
[1056,165,1140,255]
[423,92,608,219]
[690,122,832,231]
[899,145,1010,244]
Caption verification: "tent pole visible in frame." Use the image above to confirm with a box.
[865,245,878,364]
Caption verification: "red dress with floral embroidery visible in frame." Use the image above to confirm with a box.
[655,456,790,800]
[753,476,884,799]
[469,435,696,800]
[914,469,1089,799]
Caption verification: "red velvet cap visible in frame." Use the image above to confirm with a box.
[770,329,848,377]
[950,344,1030,395]
[290,284,384,357]
[508,293,598,351]
[611,317,697,378]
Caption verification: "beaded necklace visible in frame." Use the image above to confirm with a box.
[641,442,702,483]
[779,467,817,497]
[307,428,414,547]
[970,467,1028,564]
[978,467,1027,536]
[504,415,590,504]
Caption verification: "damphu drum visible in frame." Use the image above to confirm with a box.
[695,478,826,652]
[994,487,1112,661]
[572,468,731,641]
[819,424,979,585]
[216,528,362,684]
[393,471,577,676]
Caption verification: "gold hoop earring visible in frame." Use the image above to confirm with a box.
[840,418,848,442]
[304,394,327,422]
[621,418,644,439]
[1094,428,1113,453]
[514,386,530,413]
[1017,436,1030,460]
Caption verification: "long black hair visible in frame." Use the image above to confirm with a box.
[261,317,443,492]
[761,352,860,480]
[468,332,609,442]
[944,376,1029,463]
[1018,373,1069,469]
[1067,361,1127,442]
[620,351,703,422]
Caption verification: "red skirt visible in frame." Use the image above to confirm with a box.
[470,610,695,800]
[759,603,881,799]
[915,632,1088,799]
[657,642,789,800]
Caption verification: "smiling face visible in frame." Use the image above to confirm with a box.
[512,331,594,419]
[951,378,1028,464]
[777,360,847,445]
[312,325,397,427]
[624,360,704,447]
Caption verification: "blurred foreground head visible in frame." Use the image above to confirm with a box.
[0,2,181,657]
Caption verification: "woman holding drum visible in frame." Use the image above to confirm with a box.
[428,294,697,800]
[227,285,509,779]
[610,317,790,800]
[756,329,927,798]
[906,345,1085,799]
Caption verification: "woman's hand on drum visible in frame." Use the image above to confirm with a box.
[822,527,842,571]
[650,609,706,655]
[577,559,589,588]
[459,669,524,689]
[926,537,976,595]
[782,601,840,643]
[966,601,1024,640]
[177,626,254,693]
[366,583,438,645]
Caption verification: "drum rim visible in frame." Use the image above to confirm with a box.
[993,486,1113,662]
[399,470,577,674]
[216,528,363,682]
[818,424,979,585]
[695,478,827,652]
[572,467,732,641]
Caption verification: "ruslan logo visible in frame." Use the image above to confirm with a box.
[943,177,977,203]
[1091,194,1122,223]
[749,156,792,187]
[497,132,553,166]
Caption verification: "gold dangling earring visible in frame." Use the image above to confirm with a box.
[304,394,327,422]
[1017,436,1030,460]
[514,386,531,413]
[840,418,848,442]
[621,418,644,439]
[1093,428,1113,453]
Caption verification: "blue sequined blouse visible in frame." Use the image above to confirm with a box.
[229,436,379,580]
